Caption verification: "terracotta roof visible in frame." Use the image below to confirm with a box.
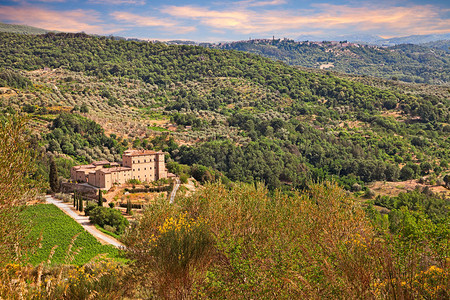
[92,160,111,166]
[73,165,95,170]
[123,150,163,157]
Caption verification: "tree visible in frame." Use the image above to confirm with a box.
[444,174,450,188]
[126,198,132,215]
[420,162,432,175]
[49,157,59,193]
[98,189,103,207]
[0,115,40,264]
[80,103,89,113]
[79,197,83,212]
[400,166,415,180]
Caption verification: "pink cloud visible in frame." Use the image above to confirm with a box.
[111,11,196,33]
[161,3,450,36]
[0,5,121,34]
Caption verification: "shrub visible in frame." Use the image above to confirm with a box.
[89,207,129,234]
[125,181,449,299]
[125,210,213,298]
[180,173,189,184]
[364,189,376,199]
[84,202,97,216]
[127,179,140,185]
[103,225,116,234]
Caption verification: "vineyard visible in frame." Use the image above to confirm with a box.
[22,204,121,266]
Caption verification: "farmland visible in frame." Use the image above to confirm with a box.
[21,204,121,266]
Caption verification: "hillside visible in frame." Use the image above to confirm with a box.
[211,39,450,85]
[0,32,448,299]
[0,32,449,193]
[421,40,450,52]
[0,22,53,35]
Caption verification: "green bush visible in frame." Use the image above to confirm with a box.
[84,202,97,216]
[180,173,189,184]
[89,207,129,234]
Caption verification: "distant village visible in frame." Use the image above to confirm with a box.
[211,37,384,49]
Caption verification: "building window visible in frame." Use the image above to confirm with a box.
[138,160,140,163]
[144,168,146,170]
[144,159,146,162]
[138,168,140,171]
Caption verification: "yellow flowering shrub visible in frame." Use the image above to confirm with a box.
[151,212,212,275]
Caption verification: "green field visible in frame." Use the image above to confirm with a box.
[21,204,121,266]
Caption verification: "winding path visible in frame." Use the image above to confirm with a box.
[169,179,180,204]
[45,195,124,248]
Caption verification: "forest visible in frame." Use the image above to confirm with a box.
[0,32,449,192]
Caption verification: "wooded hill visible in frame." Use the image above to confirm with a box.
[210,39,450,85]
[0,32,449,192]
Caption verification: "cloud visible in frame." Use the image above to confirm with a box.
[162,6,251,30]
[0,5,121,34]
[89,0,146,5]
[32,0,67,3]
[111,11,196,33]
[235,0,287,7]
[161,3,450,37]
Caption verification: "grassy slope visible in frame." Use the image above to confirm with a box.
[22,204,121,266]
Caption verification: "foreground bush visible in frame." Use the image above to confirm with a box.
[124,182,449,299]
[0,257,130,299]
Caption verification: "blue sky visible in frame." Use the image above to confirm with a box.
[0,0,449,41]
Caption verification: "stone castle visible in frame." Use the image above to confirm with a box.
[70,150,168,190]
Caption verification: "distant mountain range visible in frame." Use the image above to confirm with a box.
[296,33,450,46]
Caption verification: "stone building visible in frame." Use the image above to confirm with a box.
[70,150,168,190]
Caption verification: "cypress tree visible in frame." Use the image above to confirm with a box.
[73,191,76,207]
[49,157,59,193]
[79,197,83,212]
[75,193,79,210]
[127,198,132,214]
[98,189,103,207]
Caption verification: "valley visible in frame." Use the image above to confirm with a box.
[0,31,448,299]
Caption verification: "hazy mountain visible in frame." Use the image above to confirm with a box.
[296,33,382,44]
[380,33,450,46]
[296,32,450,46]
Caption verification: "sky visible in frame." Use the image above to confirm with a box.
[0,0,449,42]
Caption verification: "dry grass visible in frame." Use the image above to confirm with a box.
[369,180,450,198]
